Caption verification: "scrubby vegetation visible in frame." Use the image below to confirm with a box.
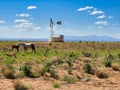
[0,41,120,89]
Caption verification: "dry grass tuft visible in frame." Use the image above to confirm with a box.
[3,69,15,79]
[5,52,15,57]
[13,79,28,90]
[95,69,108,79]
[111,63,120,71]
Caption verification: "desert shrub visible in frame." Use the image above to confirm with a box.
[13,80,28,90]
[52,57,65,65]
[82,51,91,57]
[83,63,94,75]
[57,59,65,65]
[63,75,77,84]
[16,71,26,78]
[22,64,31,77]
[69,52,76,58]
[66,59,72,67]
[118,53,120,59]
[22,63,39,78]
[104,59,111,67]
[41,62,52,75]
[107,54,114,60]
[44,48,50,56]
[49,69,58,79]
[53,82,60,88]
[111,63,120,71]
[95,70,108,79]
[49,43,52,46]
[3,69,15,79]
[68,69,72,75]
[94,52,99,58]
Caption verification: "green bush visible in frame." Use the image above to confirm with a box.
[22,64,32,77]
[66,60,72,67]
[53,82,60,88]
[107,54,114,60]
[22,63,39,78]
[57,59,65,64]
[82,51,91,57]
[69,52,76,58]
[104,59,111,67]
[83,63,94,74]
[41,62,52,75]
[49,69,58,79]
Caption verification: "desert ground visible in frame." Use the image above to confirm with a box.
[0,41,120,90]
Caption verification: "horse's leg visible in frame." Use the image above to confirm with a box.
[24,45,28,52]
[25,47,28,52]
[32,46,36,52]
[31,44,36,53]
[17,47,19,52]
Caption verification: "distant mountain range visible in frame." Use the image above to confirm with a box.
[64,35,120,42]
[0,35,120,42]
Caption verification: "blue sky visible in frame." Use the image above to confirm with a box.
[0,0,120,39]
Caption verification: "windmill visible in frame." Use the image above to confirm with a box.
[49,18,63,42]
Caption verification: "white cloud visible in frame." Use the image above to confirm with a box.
[33,26,41,32]
[108,16,113,18]
[14,21,42,33]
[14,22,33,28]
[16,13,31,17]
[77,6,93,11]
[27,6,37,10]
[110,34,120,39]
[97,15,106,19]
[14,19,29,23]
[15,23,33,32]
[0,20,5,24]
[90,10,104,15]
[95,21,108,26]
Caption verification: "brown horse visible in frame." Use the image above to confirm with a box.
[12,44,19,52]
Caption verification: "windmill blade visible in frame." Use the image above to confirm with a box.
[56,21,62,25]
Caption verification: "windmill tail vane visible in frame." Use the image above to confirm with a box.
[57,21,62,25]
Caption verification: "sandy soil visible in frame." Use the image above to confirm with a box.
[0,71,120,90]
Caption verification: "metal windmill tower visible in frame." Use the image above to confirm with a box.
[50,18,54,39]
[49,18,62,42]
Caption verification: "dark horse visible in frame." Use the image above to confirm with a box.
[19,42,36,52]
[12,44,19,52]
